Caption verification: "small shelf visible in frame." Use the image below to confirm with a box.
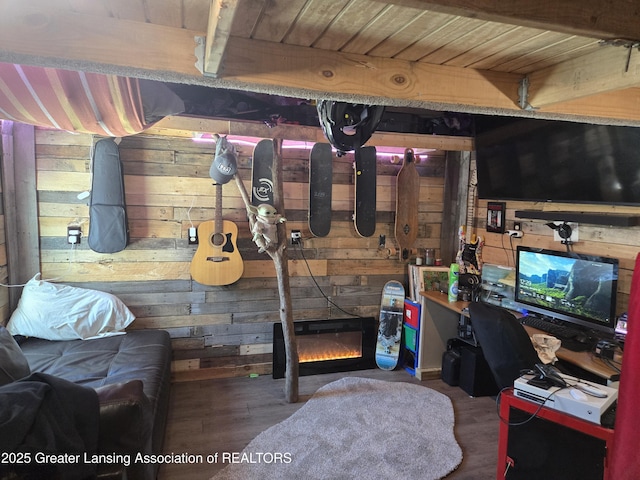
[515,210,640,226]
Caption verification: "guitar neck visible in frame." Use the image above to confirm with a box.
[215,183,223,234]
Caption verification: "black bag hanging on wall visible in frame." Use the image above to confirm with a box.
[88,138,129,253]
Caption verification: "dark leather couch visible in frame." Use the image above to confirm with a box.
[18,329,172,480]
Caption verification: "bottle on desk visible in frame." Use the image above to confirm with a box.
[448,263,459,302]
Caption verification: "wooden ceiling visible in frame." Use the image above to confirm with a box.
[2,0,640,128]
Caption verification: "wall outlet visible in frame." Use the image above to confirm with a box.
[67,226,82,245]
[188,226,198,245]
[553,222,579,243]
[291,230,302,245]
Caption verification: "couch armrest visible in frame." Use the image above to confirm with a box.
[95,380,152,456]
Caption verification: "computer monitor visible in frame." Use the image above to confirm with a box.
[515,246,618,334]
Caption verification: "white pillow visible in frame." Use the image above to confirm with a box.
[7,275,135,340]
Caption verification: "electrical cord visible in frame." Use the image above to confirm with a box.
[496,385,559,427]
[499,232,514,267]
[291,239,363,318]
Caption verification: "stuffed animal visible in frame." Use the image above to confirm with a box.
[247,204,286,252]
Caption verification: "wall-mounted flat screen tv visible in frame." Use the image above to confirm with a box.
[475,116,640,205]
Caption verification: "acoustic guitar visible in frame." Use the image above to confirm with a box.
[190,183,244,285]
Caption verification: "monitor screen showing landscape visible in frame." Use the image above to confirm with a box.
[515,247,618,333]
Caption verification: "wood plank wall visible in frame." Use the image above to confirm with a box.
[34,128,447,381]
[473,198,640,319]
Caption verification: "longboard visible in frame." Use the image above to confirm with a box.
[252,139,274,206]
[395,148,420,260]
[375,280,406,370]
[353,146,377,237]
[309,142,333,237]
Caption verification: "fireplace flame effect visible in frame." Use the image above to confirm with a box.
[297,334,362,363]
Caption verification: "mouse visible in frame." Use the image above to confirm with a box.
[573,332,590,344]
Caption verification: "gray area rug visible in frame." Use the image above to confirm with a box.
[211,377,462,480]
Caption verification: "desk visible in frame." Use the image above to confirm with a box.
[415,291,469,379]
[497,390,614,479]
[416,291,620,382]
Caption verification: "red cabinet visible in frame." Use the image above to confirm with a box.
[497,390,614,479]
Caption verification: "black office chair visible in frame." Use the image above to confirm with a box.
[468,301,540,389]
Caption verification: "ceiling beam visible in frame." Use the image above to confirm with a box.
[0,0,202,77]
[2,1,640,124]
[145,115,475,151]
[204,0,241,77]
[220,37,520,111]
[527,45,640,107]
[381,0,640,40]
[544,87,640,120]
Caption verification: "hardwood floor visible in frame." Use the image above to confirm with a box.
[158,369,500,480]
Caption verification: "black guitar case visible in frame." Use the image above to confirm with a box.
[88,138,129,253]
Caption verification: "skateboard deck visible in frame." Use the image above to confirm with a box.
[309,142,333,237]
[251,139,274,206]
[395,148,420,260]
[375,280,406,370]
[353,146,377,237]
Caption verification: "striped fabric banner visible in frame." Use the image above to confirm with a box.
[0,63,147,136]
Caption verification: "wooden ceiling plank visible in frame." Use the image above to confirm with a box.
[183,0,212,31]
[0,1,203,77]
[108,0,147,23]
[311,0,388,51]
[66,0,112,17]
[410,17,485,65]
[379,0,640,41]
[250,0,307,43]
[393,16,468,61]
[421,19,515,65]
[230,0,268,38]
[204,0,240,76]
[145,0,184,29]
[340,5,427,55]
[367,10,455,58]
[528,45,640,107]
[468,29,572,71]
[503,38,600,74]
[444,25,528,68]
[282,0,351,47]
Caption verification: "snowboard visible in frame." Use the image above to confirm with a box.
[251,139,274,206]
[309,142,333,237]
[353,146,377,237]
[375,280,406,370]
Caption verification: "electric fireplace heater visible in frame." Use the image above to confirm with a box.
[272,317,377,379]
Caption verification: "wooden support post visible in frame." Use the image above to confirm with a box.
[234,139,299,402]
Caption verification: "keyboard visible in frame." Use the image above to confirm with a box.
[520,316,596,352]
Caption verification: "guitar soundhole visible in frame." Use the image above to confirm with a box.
[212,232,225,247]
[212,232,235,253]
